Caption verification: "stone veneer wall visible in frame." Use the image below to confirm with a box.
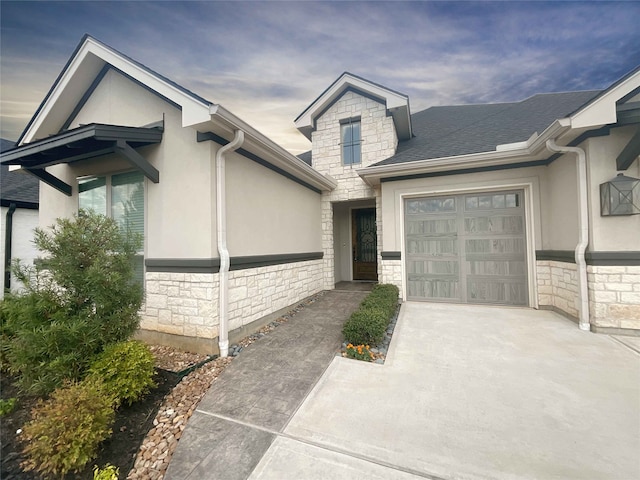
[226,259,324,331]
[140,259,324,349]
[380,259,403,291]
[536,260,579,320]
[312,91,398,288]
[588,265,640,330]
[141,272,220,339]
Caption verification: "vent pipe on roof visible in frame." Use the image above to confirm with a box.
[216,129,245,357]
[546,139,590,331]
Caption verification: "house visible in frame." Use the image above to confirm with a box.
[1,139,40,298]
[1,36,638,354]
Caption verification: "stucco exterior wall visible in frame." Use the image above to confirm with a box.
[539,155,579,250]
[225,151,321,256]
[0,207,39,298]
[584,126,640,251]
[38,70,217,260]
[311,91,397,287]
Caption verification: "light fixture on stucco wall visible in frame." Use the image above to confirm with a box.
[600,173,640,216]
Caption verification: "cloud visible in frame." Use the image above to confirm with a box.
[1,1,638,151]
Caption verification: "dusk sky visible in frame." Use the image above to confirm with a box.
[1,1,639,154]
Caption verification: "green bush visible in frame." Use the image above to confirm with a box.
[88,340,156,408]
[342,307,388,345]
[342,284,399,346]
[93,463,120,480]
[22,379,115,478]
[0,397,17,416]
[3,211,143,395]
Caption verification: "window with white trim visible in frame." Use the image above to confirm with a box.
[78,171,145,284]
[341,119,361,166]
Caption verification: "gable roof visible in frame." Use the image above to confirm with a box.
[373,90,602,166]
[295,72,412,141]
[1,139,39,207]
[19,35,213,146]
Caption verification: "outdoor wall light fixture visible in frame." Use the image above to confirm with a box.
[600,173,640,216]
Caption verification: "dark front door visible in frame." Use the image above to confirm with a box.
[352,208,378,281]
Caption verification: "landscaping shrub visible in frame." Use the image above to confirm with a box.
[21,379,115,478]
[361,284,399,318]
[88,340,156,408]
[342,283,399,346]
[342,307,388,345]
[3,210,143,395]
[93,464,120,480]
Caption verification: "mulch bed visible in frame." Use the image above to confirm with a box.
[0,368,180,480]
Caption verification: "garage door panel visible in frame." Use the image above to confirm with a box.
[405,189,528,306]
[408,276,460,301]
[406,237,458,255]
[467,278,528,304]
[464,215,524,234]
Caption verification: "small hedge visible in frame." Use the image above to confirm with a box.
[342,284,399,346]
[87,340,156,408]
[22,379,115,478]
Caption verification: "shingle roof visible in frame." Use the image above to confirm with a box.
[297,150,312,166]
[372,90,602,166]
[1,139,39,206]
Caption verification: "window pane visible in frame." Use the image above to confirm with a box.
[466,196,478,209]
[341,121,361,165]
[78,177,107,214]
[493,195,505,209]
[111,171,144,237]
[352,142,361,165]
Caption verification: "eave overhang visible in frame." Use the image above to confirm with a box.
[197,104,336,193]
[1,123,163,196]
[294,72,412,142]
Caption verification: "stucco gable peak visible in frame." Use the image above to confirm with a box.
[19,35,212,145]
[295,72,412,141]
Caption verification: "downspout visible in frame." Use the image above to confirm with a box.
[546,139,590,331]
[4,203,17,293]
[216,130,245,357]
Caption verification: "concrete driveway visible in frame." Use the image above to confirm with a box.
[251,303,640,480]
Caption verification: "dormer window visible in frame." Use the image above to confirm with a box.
[341,117,361,165]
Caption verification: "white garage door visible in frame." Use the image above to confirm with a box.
[405,190,528,305]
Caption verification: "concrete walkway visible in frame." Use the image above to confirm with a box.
[167,298,640,480]
[164,290,369,480]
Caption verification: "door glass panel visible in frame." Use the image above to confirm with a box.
[492,194,505,209]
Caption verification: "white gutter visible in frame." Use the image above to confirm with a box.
[546,139,591,331]
[216,129,245,357]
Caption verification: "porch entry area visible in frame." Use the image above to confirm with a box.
[404,189,528,306]
[333,200,378,284]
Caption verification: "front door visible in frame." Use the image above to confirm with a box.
[352,208,377,281]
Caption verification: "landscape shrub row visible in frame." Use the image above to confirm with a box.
[342,284,399,346]
[0,211,155,477]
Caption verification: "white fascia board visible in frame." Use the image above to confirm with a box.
[294,73,408,132]
[571,69,640,129]
[358,120,570,185]
[210,105,337,192]
[22,37,211,144]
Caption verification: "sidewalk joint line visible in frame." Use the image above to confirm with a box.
[194,409,448,480]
